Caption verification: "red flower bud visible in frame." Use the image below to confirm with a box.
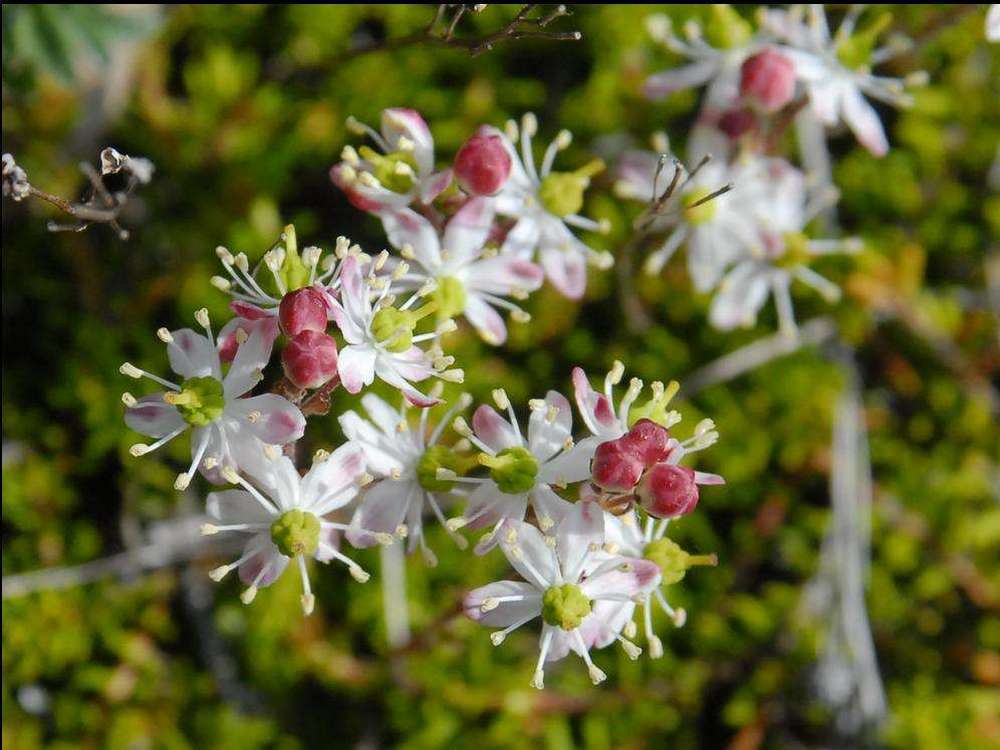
[619,418,672,467]
[591,439,644,492]
[717,107,757,139]
[282,330,338,389]
[740,48,796,113]
[279,287,328,337]
[638,463,699,519]
[454,131,512,196]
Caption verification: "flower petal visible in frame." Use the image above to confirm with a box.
[338,344,377,394]
[472,404,521,452]
[463,581,541,627]
[125,395,185,438]
[167,328,219,380]
[225,394,305,445]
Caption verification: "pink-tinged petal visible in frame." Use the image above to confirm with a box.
[643,61,717,100]
[463,482,524,532]
[580,558,661,600]
[555,500,604,581]
[207,489,272,525]
[527,390,572,462]
[419,169,453,204]
[315,526,342,563]
[464,256,544,295]
[464,580,541,626]
[167,328,219,379]
[338,345,377,394]
[226,394,305,445]
[528,484,573,530]
[198,425,236,485]
[381,208,441,269]
[381,108,434,174]
[806,79,842,126]
[463,295,508,345]
[223,324,276,398]
[571,367,618,437]
[499,217,541,258]
[229,301,273,321]
[301,443,366,514]
[472,404,520,452]
[125,395,186,438]
[338,412,405,477]
[842,86,888,157]
[442,197,495,265]
[384,346,434,382]
[694,471,725,485]
[237,538,289,588]
[615,150,660,203]
[709,261,771,331]
[584,600,636,649]
[335,256,371,332]
[539,245,586,300]
[346,479,414,547]
[218,316,279,364]
[538,436,601,486]
[330,163,397,213]
[545,626,575,662]
[499,519,559,587]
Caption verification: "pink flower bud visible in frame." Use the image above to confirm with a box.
[282,330,338,389]
[454,131,512,196]
[279,287,328,337]
[717,107,757,139]
[638,463,699,519]
[740,48,796,113]
[591,439,644,492]
[619,418,672,467]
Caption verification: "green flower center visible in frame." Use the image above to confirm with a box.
[836,12,892,71]
[644,538,717,586]
[682,187,718,226]
[479,447,539,495]
[371,301,438,353]
[270,509,321,558]
[359,146,419,194]
[537,159,604,218]
[165,376,225,426]
[704,4,752,50]
[541,583,592,630]
[430,276,467,321]
[774,231,812,269]
[628,380,681,428]
[416,444,464,493]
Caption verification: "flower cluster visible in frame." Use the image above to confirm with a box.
[632,4,923,334]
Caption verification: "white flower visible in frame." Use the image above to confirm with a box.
[589,510,718,659]
[380,197,544,345]
[331,108,452,211]
[122,310,305,490]
[464,501,661,688]
[616,149,760,292]
[989,5,1000,43]
[339,390,474,564]
[329,254,463,408]
[707,158,860,335]
[761,4,922,157]
[491,114,612,299]
[642,7,759,111]
[203,443,369,614]
[445,389,599,553]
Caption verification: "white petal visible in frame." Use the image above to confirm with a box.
[442,197,495,267]
[226,394,305,445]
[381,208,442,269]
[842,85,888,157]
[643,61,717,100]
[301,443,366,514]
[207,489,273,525]
[223,324,275,398]
[167,328,219,380]
[555,500,604,583]
[472,404,521,452]
[124,395,185,438]
[527,390,572,462]
[499,519,559,588]
[338,344,377,394]
[463,580,541,627]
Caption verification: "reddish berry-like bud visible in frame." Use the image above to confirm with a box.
[282,330,338,389]
[638,463,699,519]
[740,48,796,113]
[717,107,757,139]
[619,418,672,467]
[454,131,512,196]
[278,287,328,337]
[591,439,644,492]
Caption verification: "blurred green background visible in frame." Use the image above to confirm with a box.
[2,5,998,748]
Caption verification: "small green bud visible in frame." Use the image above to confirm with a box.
[704,5,752,50]
[417,444,465,492]
[280,225,311,291]
[480,446,539,495]
[431,276,467,321]
[644,538,717,586]
[682,187,718,226]
[358,146,419,194]
[537,159,604,218]
[270,509,321,557]
[165,376,225,426]
[541,583,592,630]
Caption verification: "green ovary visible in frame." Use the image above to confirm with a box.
[537,159,605,218]
[270,509,321,557]
[431,276,467,321]
[542,583,592,630]
[359,146,419,194]
[166,376,225,426]
[682,188,717,226]
[480,447,539,495]
[416,444,464,493]
[644,538,717,586]
[371,301,438,353]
